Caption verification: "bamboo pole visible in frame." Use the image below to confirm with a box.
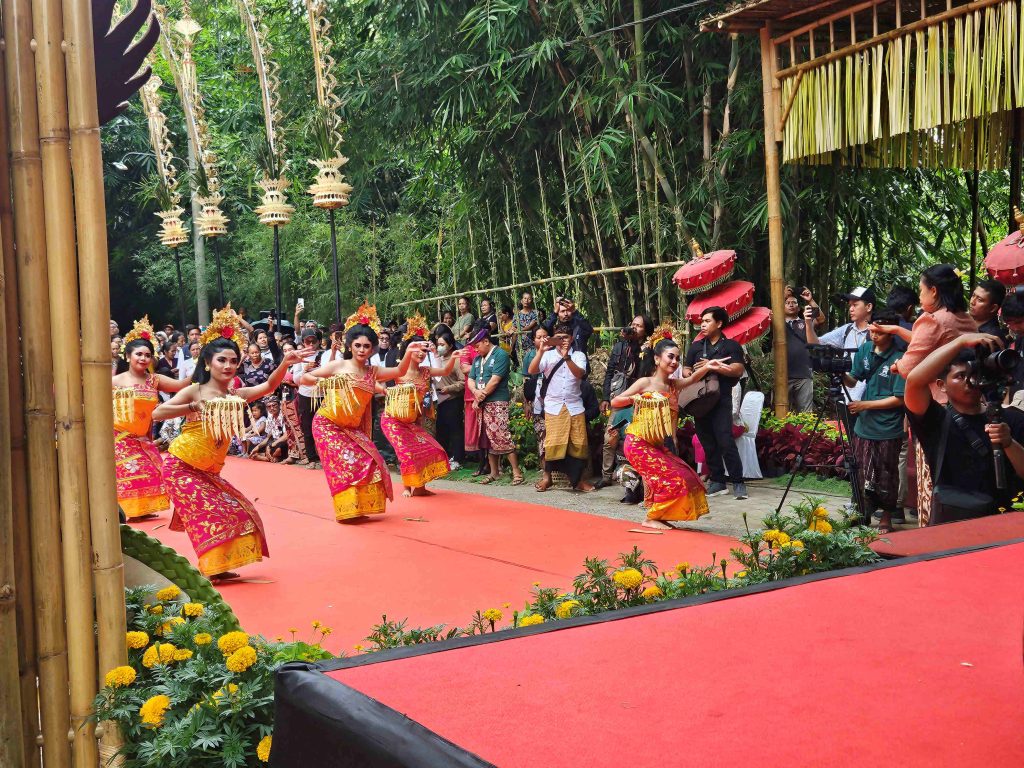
[0,25,38,767]
[393,259,689,308]
[63,0,129,760]
[33,0,99,761]
[1,0,73,762]
[761,25,789,416]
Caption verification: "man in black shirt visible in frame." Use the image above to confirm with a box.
[970,279,1008,341]
[683,307,748,500]
[783,294,813,412]
[905,333,1024,522]
[540,296,594,354]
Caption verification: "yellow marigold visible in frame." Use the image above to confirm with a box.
[807,519,833,534]
[157,643,177,664]
[791,540,805,549]
[555,600,581,619]
[194,633,212,646]
[762,529,791,547]
[159,617,186,635]
[212,683,239,703]
[148,604,164,615]
[311,620,322,630]
[502,602,511,609]
[126,631,149,650]
[353,644,365,653]
[139,694,171,728]
[173,648,193,662]
[218,631,250,656]
[813,506,829,519]
[257,734,272,763]
[612,568,643,590]
[183,602,204,618]
[482,608,503,622]
[104,665,137,688]
[735,570,748,578]
[155,585,181,602]
[641,585,663,600]
[664,571,676,580]
[676,562,690,573]
[141,645,158,668]
[226,645,258,673]
[519,614,545,626]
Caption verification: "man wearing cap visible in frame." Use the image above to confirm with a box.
[804,286,875,402]
[467,323,525,485]
[540,297,594,354]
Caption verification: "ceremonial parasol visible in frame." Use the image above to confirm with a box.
[984,208,1024,286]
[695,306,772,346]
[685,281,754,324]
[672,243,736,295]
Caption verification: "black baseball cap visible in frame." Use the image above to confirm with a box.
[838,286,876,305]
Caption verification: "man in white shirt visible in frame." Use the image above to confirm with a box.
[292,330,323,467]
[528,322,595,492]
[805,286,875,402]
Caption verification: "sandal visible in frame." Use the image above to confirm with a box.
[478,476,497,485]
[511,475,526,486]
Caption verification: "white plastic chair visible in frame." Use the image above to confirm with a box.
[735,391,764,480]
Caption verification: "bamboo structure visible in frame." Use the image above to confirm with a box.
[64,0,129,762]
[1,0,72,764]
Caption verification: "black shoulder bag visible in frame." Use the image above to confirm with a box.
[539,356,567,403]
[930,407,996,525]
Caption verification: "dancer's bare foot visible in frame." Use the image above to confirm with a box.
[642,520,673,531]
[576,481,596,493]
[413,486,434,496]
[402,488,414,497]
[210,571,241,581]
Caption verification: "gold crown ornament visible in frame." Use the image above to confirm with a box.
[199,304,247,349]
[121,315,157,356]
[641,322,679,352]
[402,312,429,342]
[343,302,383,335]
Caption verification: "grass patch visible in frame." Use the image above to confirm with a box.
[440,466,542,485]
[771,474,852,497]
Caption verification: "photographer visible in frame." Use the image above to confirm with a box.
[842,311,906,533]
[805,286,875,401]
[905,334,1024,524]
[597,314,654,487]
[541,296,593,354]
[783,294,814,412]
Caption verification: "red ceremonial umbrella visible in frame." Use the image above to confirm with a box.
[672,249,736,295]
[695,306,772,346]
[685,281,754,324]
[984,227,1024,286]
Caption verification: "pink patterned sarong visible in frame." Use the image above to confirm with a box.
[624,434,709,521]
[381,416,450,488]
[313,413,393,520]
[115,431,169,518]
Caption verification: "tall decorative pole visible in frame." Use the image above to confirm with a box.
[158,1,229,313]
[140,69,189,328]
[238,0,292,324]
[306,0,353,326]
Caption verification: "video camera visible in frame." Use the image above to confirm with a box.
[806,343,852,376]
[967,346,1021,392]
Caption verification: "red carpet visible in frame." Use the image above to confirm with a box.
[328,542,1024,767]
[134,457,736,647]
[872,511,1024,558]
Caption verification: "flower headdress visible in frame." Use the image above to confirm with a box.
[644,322,679,349]
[199,304,247,349]
[402,312,429,342]
[344,301,383,335]
[121,315,156,356]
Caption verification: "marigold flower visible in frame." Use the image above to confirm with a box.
[126,631,149,650]
[807,519,833,534]
[612,568,643,590]
[158,617,186,636]
[148,604,164,615]
[502,603,511,609]
[157,643,177,664]
[353,644,365,652]
[813,506,829,519]
[104,665,137,688]
[321,627,332,636]
[482,608,503,622]
[155,585,181,602]
[735,570,748,578]
[218,631,250,655]
[212,683,239,702]
[555,600,581,619]
[141,644,159,669]
[226,645,258,673]
[791,540,805,549]
[664,571,676,580]
[762,529,791,547]
[257,734,272,762]
[519,614,544,626]
[173,648,194,662]
[194,633,212,646]
[676,562,690,573]
[183,602,204,618]
[311,620,322,630]
[641,585,663,600]
[139,694,171,728]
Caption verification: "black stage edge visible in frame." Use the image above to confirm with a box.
[271,536,1024,768]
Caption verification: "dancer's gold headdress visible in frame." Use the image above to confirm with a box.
[402,312,429,342]
[121,315,156,356]
[344,301,383,335]
[648,322,679,347]
[199,304,247,349]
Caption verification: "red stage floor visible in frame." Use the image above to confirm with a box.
[327,542,1024,767]
[134,457,736,647]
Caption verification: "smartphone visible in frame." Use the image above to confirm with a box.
[297,297,305,310]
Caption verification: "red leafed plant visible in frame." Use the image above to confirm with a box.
[756,424,847,478]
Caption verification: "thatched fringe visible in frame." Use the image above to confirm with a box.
[111,388,136,425]
[313,374,358,417]
[199,395,247,443]
[629,393,674,444]
[781,1,1023,169]
[384,383,421,421]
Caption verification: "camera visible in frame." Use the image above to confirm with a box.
[967,346,1021,390]
[806,344,853,375]
[620,326,637,339]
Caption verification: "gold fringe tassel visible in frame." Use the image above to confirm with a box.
[111,388,136,425]
[384,383,421,421]
[199,395,247,443]
[629,393,674,444]
[314,374,358,417]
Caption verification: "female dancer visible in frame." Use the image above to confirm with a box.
[111,317,189,520]
[300,304,425,520]
[154,308,302,580]
[611,332,709,530]
[380,315,458,496]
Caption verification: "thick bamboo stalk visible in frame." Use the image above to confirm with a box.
[0,28,38,768]
[761,25,789,416]
[392,259,689,308]
[1,0,73,762]
[62,0,129,759]
[32,0,99,761]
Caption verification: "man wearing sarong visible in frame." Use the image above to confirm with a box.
[468,324,525,485]
[529,322,595,492]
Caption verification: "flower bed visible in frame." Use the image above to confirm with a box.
[756,410,847,478]
[97,499,877,765]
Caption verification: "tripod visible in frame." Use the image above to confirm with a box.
[774,373,869,524]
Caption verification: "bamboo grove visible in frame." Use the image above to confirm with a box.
[105,0,1019,330]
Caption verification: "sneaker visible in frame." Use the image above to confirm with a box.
[449,460,461,471]
[706,481,728,498]
[733,482,749,500]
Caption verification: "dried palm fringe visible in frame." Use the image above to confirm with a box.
[200,395,247,443]
[630,394,674,444]
[111,388,136,424]
[384,383,421,420]
[781,1,1022,169]
[313,374,358,417]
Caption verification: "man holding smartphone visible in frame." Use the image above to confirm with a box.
[540,296,593,354]
[783,293,814,412]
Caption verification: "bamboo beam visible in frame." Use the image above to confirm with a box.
[33,0,99,761]
[63,0,129,761]
[0,23,38,767]
[777,0,1008,79]
[761,25,789,416]
[392,260,689,308]
[778,69,805,133]
[1,0,72,762]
